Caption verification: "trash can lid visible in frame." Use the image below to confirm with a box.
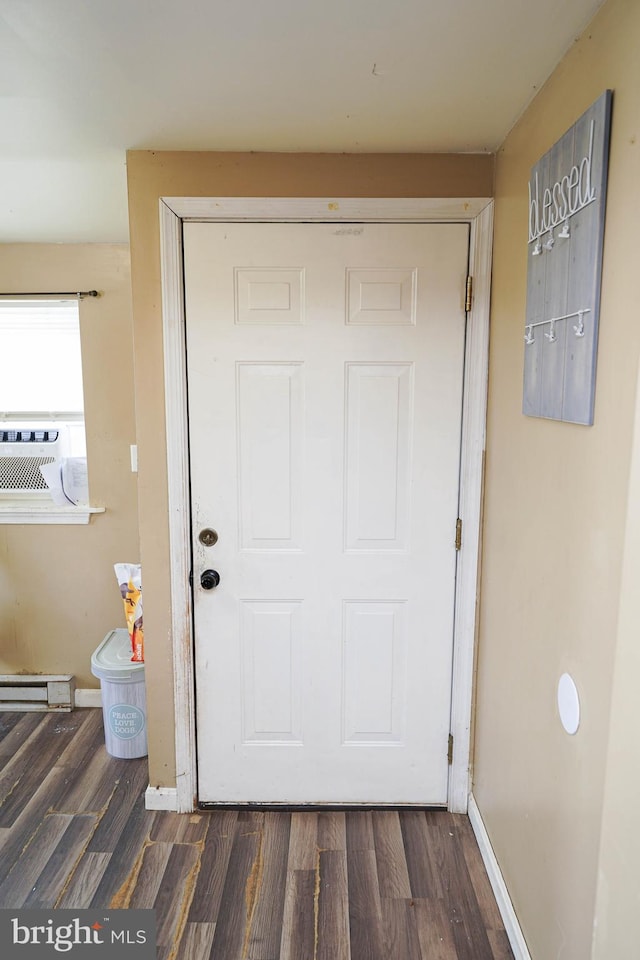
[91,628,145,682]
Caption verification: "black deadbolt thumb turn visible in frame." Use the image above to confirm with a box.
[200,569,221,590]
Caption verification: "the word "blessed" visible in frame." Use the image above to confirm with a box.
[528,119,596,243]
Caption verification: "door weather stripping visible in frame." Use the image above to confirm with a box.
[455,518,462,551]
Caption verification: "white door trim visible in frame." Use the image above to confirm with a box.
[159,196,493,814]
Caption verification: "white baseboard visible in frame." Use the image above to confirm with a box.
[75,688,102,708]
[145,785,179,811]
[468,793,532,960]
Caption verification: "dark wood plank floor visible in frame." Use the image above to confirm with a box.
[0,709,512,960]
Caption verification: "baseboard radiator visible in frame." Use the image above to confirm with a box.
[0,675,75,712]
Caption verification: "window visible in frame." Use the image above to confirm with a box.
[0,299,85,418]
[0,299,98,523]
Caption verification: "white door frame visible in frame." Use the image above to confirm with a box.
[158,196,493,814]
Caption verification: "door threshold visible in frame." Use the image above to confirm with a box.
[198,801,448,812]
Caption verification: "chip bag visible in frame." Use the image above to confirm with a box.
[114,563,144,663]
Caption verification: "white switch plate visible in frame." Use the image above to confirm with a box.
[130,444,138,473]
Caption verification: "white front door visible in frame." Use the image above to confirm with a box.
[184,221,468,804]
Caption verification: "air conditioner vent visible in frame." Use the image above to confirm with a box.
[0,429,59,443]
[0,456,56,491]
[0,421,75,495]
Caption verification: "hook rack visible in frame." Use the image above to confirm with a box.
[529,219,572,256]
[524,308,590,346]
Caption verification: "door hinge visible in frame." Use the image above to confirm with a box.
[189,570,193,587]
[455,518,462,551]
[448,734,454,765]
[465,275,473,313]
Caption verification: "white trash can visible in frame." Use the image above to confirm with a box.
[91,628,148,759]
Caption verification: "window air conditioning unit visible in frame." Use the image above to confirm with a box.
[0,421,75,496]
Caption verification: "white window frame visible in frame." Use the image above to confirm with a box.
[0,298,103,524]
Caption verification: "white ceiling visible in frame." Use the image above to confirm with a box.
[0,0,604,242]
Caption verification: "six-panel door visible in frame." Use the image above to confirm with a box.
[184,222,468,804]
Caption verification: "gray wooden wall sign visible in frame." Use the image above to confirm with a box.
[523,90,612,424]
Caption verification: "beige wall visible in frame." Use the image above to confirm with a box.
[0,245,139,687]
[473,1,640,957]
[592,357,640,957]
[126,151,494,786]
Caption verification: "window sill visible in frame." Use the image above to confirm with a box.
[0,503,105,524]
